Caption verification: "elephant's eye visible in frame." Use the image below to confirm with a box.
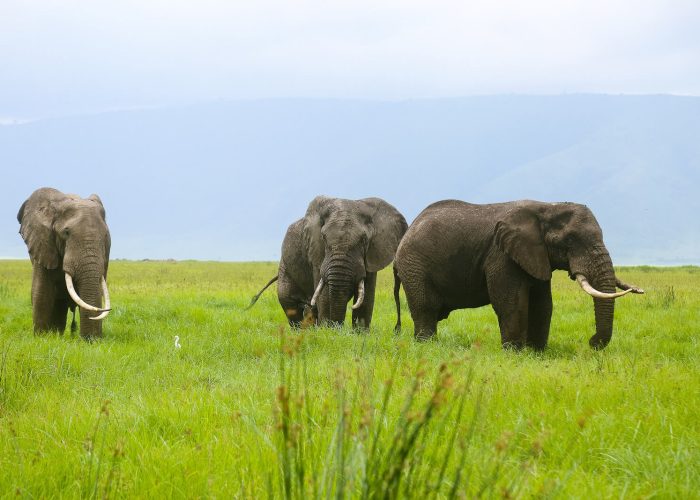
[61,228,70,238]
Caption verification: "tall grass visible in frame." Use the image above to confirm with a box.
[272,326,486,498]
[0,260,698,497]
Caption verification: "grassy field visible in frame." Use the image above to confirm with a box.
[0,260,698,498]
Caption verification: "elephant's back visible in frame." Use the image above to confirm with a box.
[402,200,498,247]
[396,200,496,296]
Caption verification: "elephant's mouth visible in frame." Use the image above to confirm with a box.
[310,277,366,310]
[65,273,112,320]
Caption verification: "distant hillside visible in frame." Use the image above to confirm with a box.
[1,95,698,264]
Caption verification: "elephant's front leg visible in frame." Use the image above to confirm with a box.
[31,266,59,333]
[50,298,69,334]
[352,272,377,329]
[488,271,529,349]
[526,280,552,350]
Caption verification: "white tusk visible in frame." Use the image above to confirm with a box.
[89,277,111,320]
[575,274,633,299]
[65,273,110,313]
[310,278,325,307]
[351,279,365,310]
[616,277,645,294]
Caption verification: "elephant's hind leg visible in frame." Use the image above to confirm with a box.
[413,312,438,341]
[403,280,439,339]
[526,280,552,350]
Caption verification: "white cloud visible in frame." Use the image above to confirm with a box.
[1,0,698,116]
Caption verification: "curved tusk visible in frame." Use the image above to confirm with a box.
[65,273,110,313]
[575,274,633,299]
[351,279,365,310]
[615,277,645,294]
[90,277,111,320]
[310,278,325,307]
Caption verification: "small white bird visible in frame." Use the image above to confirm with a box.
[174,335,181,349]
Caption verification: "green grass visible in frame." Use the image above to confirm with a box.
[0,260,698,498]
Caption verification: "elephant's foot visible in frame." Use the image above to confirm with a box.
[414,324,437,341]
[502,340,525,350]
[352,317,368,329]
[525,341,547,351]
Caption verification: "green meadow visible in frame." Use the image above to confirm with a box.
[0,260,698,498]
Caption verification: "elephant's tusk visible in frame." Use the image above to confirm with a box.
[575,274,633,299]
[351,279,365,310]
[65,273,110,313]
[615,277,645,294]
[89,277,111,320]
[310,278,325,307]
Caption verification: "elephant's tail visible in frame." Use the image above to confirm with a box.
[246,275,279,310]
[393,264,402,333]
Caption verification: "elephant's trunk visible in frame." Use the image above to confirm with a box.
[328,282,353,324]
[323,253,358,325]
[75,276,104,339]
[583,249,617,349]
[69,256,107,339]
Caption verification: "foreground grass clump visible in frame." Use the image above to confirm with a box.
[0,260,698,497]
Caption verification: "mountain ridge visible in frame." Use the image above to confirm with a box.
[1,94,698,264]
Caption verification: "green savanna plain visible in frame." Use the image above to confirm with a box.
[0,260,698,498]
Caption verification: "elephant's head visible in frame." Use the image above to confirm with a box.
[303,196,407,325]
[18,187,112,338]
[495,201,643,349]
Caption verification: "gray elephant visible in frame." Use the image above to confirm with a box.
[394,200,643,349]
[17,188,112,339]
[250,196,407,328]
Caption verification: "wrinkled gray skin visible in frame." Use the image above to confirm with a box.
[18,188,111,340]
[253,196,407,328]
[394,200,643,350]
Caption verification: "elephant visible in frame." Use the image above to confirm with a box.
[393,200,644,350]
[17,187,112,340]
[249,196,408,328]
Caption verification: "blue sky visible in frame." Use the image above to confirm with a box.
[1,0,699,120]
[2,1,699,263]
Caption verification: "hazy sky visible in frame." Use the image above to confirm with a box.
[1,0,699,119]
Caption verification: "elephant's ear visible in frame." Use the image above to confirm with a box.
[88,194,107,221]
[302,196,332,266]
[17,188,64,269]
[361,198,408,272]
[494,206,551,281]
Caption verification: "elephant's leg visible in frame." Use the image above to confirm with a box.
[352,272,376,329]
[488,272,529,349]
[526,280,552,350]
[277,271,312,329]
[50,298,69,334]
[413,311,438,341]
[31,266,57,333]
[401,270,441,340]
